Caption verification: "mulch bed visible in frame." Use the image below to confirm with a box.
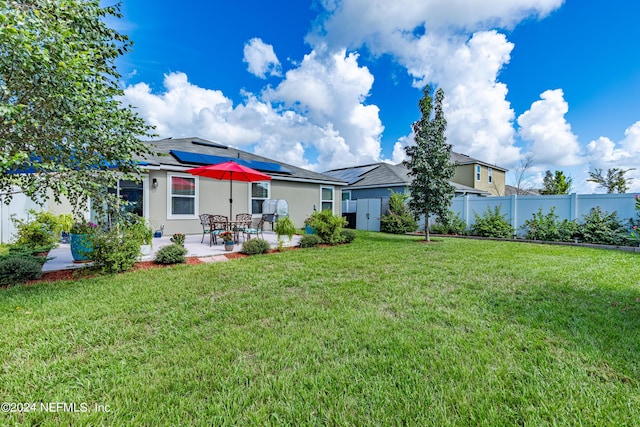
[19,257,204,286]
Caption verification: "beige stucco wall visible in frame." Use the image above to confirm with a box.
[146,171,343,236]
[452,164,506,196]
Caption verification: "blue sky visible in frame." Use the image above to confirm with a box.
[115,0,640,193]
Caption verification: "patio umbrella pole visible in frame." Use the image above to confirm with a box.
[229,172,233,220]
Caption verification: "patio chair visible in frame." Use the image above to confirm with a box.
[199,214,212,243]
[208,215,229,246]
[235,213,253,234]
[243,217,265,240]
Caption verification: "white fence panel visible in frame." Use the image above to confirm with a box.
[451,193,637,236]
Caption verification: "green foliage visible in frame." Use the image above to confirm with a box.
[90,229,141,274]
[312,210,348,243]
[587,168,634,194]
[154,243,188,264]
[470,206,514,238]
[0,255,43,286]
[629,195,640,244]
[274,216,296,241]
[430,210,467,235]
[305,210,347,245]
[579,207,628,245]
[380,191,418,234]
[11,211,61,250]
[241,238,271,255]
[403,86,455,241]
[540,170,572,195]
[339,229,356,243]
[522,207,578,242]
[298,234,322,248]
[0,0,155,214]
[124,215,153,245]
[170,233,186,246]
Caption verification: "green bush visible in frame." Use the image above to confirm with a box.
[0,256,43,286]
[241,238,271,255]
[522,207,578,242]
[470,206,514,238]
[431,210,467,235]
[11,211,60,251]
[299,234,322,248]
[340,229,356,243]
[306,210,347,245]
[90,229,141,273]
[154,243,188,264]
[380,191,418,234]
[578,206,628,245]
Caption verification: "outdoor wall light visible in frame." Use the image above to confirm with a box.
[152,178,158,188]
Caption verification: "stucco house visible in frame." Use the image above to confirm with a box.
[450,152,508,196]
[129,137,347,236]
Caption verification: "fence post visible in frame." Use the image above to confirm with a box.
[510,194,518,236]
[570,193,578,221]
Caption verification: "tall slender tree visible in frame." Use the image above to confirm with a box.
[403,85,455,241]
[0,0,154,214]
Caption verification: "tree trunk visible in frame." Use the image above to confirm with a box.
[424,213,430,242]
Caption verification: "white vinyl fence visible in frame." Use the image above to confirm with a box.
[450,193,638,236]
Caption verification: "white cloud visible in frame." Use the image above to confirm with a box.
[243,38,282,79]
[517,89,582,166]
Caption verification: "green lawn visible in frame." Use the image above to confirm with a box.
[2,232,640,426]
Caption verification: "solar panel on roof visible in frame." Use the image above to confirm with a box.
[170,150,291,174]
[191,140,228,149]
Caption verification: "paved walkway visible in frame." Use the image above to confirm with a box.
[43,231,300,272]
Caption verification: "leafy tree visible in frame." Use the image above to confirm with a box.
[403,86,455,241]
[0,0,154,214]
[540,170,572,195]
[587,168,634,194]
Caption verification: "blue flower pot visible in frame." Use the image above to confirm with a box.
[70,233,93,262]
[305,225,315,234]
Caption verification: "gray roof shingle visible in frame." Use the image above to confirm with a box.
[141,137,346,185]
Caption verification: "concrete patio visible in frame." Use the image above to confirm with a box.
[42,231,301,272]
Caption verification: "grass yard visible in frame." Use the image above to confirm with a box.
[1,232,640,426]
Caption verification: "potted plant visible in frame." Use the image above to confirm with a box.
[170,233,186,246]
[220,231,235,251]
[275,216,296,247]
[70,221,98,262]
[58,213,74,243]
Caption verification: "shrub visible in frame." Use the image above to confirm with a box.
[299,234,322,248]
[522,207,578,242]
[306,210,347,245]
[431,210,467,235]
[241,238,271,255]
[155,243,188,264]
[578,206,628,245]
[11,211,60,251]
[380,191,418,234]
[470,206,514,238]
[90,229,141,273]
[340,229,356,243]
[0,256,43,286]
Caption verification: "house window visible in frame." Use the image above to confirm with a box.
[321,187,334,212]
[251,181,270,214]
[342,190,351,201]
[488,167,493,184]
[168,174,197,218]
[476,165,481,181]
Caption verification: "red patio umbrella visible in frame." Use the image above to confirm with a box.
[186,161,272,219]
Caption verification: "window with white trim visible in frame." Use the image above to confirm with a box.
[476,165,481,181]
[488,167,493,184]
[321,187,334,212]
[168,174,197,218]
[251,181,270,214]
[342,190,351,201]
